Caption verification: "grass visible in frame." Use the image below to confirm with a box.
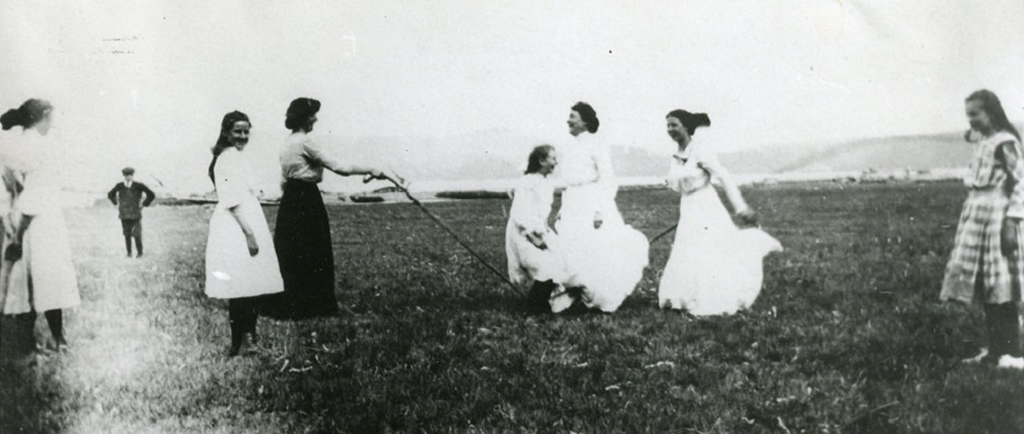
[1,180,1022,433]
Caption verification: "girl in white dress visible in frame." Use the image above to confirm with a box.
[205,111,284,356]
[505,145,573,313]
[551,102,649,313]
[658,109,781,316]
[1,99,79,354]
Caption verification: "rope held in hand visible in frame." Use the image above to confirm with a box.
[368,175,526,297]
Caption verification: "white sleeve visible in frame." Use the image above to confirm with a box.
[214,152,250,208]
[693,142,723,173]
[665,159,685,193]
[509,178,547,234]
[304,138,346,173]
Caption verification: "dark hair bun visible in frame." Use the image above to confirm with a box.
[0,109,22,130]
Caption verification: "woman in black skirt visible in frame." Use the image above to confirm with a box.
[262,97,399,319]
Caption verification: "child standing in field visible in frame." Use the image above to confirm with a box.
[941,89,1024,369]
[506,145,574,314]
[107,167,155,258]
[205,111,283,357]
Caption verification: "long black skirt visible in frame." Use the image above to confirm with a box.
[262,179,339,319]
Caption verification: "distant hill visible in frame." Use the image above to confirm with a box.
[309,127,1024,193]
[71,124,1020,199]
[717,131,973,174]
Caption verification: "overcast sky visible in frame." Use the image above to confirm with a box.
[1,0,1022,193]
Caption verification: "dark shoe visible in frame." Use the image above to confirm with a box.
[228,342,242,357]
[963,348,1001,366]
[45,339,72,354]
[56,339,72,354]
[228,333,257,357]
[526,281,555,315]
[228,335,244,357]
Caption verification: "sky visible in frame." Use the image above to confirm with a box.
[1,0,1022,195]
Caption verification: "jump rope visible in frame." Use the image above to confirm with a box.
[366,175,677,298]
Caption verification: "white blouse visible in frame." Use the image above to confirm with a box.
[213,147,256,208]
[3,129,65,216]
[279,131,346,183]
[666,140,724,194]
[557,132,617,195]
[509,173,555,236]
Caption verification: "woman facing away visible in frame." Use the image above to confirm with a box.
[262,97,400,320]
[941,89,1024,369]
[550,102,649,313]
[205,111,284,357]
[657,109,781,316]
[505,145,573,314]
[0,99,80,354]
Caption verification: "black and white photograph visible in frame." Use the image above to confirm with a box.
[1,1,1022,433]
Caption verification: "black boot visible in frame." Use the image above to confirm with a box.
[526,280,556,315]
[44,310,68,352]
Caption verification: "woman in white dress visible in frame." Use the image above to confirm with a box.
[505,145,572,314]
[0,99,80,354]
[658,109,781,316]
[551,102,649,313]
[205,111,284,356]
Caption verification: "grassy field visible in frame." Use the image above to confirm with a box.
[1,180,1022,434]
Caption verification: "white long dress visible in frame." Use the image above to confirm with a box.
[205,147,284,299]
[505,173,572,287]
[0,129,79,314]
[553,133,649,312]
[658,141,781,316]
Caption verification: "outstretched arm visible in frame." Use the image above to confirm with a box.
[700,159,756,225]
[304,139,400,183]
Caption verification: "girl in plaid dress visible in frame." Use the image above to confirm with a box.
[941,89,1024,369]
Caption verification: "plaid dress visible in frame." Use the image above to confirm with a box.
[941,131,1024,304]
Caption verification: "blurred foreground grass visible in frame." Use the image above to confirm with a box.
[1,180,1021,433]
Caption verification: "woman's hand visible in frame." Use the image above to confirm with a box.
[4,243,22,262]
[363,168,407,188]
[964,129,982,143]
[525,230,548,250]
[245,233,259,257]
[736,209,759,228]
[1002,218,1021,256]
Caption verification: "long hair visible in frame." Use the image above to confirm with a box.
[572,101,599,133]
[209,111,251,185]
[0,99,53,131]
[667,109,711,136]
[524,144,555,175]
[966,90,1021,142]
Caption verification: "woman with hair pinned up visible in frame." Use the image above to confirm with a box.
[657,109,781,316]
[550,102,649,313]
[0,99,80,355]
[262,97,401,320]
